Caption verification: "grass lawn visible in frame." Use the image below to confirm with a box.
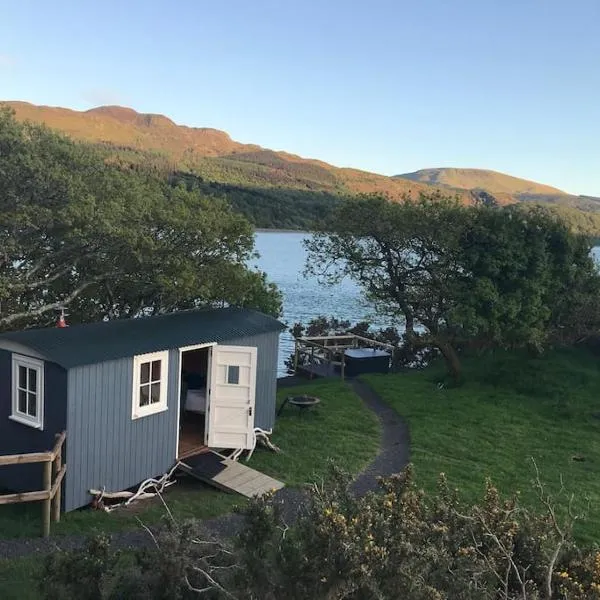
[0,379,380,540]
[364,347,600,544]
[0,556,41,600]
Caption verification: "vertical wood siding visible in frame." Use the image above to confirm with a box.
[65,351,179,511]
[64,330,279,511]
[0,349,67,494]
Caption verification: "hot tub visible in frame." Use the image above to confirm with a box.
[344,348,391,376]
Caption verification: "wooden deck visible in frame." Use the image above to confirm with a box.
[296,362,339,379]
[178,451,285,498]
[178,412,209,460]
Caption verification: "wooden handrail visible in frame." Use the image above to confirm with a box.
[0,452,54,466]
[0,430,66,537]
[0,430,66,467]
[294,333,395,380]
[51,431,66,459]
[0,489,51,505]
[49,464,66,500]
[300,334,396,352]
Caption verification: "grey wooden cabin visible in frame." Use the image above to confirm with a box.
[0,308,285,511]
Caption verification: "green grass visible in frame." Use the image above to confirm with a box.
[0,379,380,540]
[251,380,380,485]
[0,556,41,600]
[364,347,600,544]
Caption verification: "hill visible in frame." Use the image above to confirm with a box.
[4,101,442,203]
[3,101,600,233]
[396,167,566,196]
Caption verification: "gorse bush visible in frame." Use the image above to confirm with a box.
[40,464,600,599]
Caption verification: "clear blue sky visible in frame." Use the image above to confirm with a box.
[1,0,599,195]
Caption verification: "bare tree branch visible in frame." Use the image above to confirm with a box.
[0,276,106,326]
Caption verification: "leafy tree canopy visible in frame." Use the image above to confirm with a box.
[0,107,281,329]
[305,193,600,380]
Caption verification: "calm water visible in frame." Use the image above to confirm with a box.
[252,231,393,375]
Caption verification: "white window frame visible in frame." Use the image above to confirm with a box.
[10,354,44,430]
[132,350,169,419]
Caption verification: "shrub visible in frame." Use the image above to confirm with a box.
[40,464,597,600]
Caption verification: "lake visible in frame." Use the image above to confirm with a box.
[252,231,394,375]
[254,232,600,376]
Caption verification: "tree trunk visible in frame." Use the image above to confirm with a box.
[404,314,415,338]
[437,340,462,385]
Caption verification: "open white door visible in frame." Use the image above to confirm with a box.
[206,345,257,450]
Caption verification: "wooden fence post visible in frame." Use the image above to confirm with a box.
[42,460,52,537]
[293,340,299,374]
[52,437,62,524]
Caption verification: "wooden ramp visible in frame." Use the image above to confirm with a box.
[177,451,284,498]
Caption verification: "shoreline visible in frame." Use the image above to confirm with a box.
[254,228,313,234]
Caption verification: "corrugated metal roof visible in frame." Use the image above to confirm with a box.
[0,308,286,369]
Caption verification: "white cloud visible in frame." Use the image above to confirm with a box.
[82,88,125,106]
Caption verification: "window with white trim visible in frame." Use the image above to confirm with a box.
[11,354,44,429]
[132,351,169,419]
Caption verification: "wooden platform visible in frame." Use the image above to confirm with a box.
[178,414,209,460]
[178,451,285,498]
[296,362,339,379]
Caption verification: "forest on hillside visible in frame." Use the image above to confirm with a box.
[98,143,600,235]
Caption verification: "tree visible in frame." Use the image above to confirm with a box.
[304,193,471,379]
[0,107,281,329]
[304,193,600,381]
[453,204,600,351]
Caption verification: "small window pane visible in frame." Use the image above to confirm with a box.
[227,365,240,385]
[150,382,161,404]
[151,360,161,382]
[18,366,27,389]
[18,389,27,413]
[27,392,37,417]
[139,385,150,406]
[28,369,37,392]
[140,362,150,384]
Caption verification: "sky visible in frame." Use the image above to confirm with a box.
[1,0,599,195]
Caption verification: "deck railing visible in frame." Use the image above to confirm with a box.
[293,334,395,379]
[0,431,66,537]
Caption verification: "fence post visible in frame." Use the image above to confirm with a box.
[293,340,299,374]
[42,460,52,537]
[52,437,62,523]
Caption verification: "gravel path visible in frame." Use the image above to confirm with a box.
[0,377,409,559]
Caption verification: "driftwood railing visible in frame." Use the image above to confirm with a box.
[0,431,66,537]
[294,334,396,379]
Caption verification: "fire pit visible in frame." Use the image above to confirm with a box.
[277,395,321,416]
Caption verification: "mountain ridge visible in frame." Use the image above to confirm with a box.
[3,101,599,219]
[395,168,567,196]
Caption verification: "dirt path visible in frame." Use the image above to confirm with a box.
[0,377,409,558]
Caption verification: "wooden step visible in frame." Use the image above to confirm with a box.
[177,451,284,498]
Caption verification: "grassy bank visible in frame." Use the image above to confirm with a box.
[365,347,600,543]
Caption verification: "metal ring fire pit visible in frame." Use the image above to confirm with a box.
[277,395,321,416]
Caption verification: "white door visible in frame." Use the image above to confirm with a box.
[206,345,257,449]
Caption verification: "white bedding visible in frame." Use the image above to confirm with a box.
[185,388,207,413]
